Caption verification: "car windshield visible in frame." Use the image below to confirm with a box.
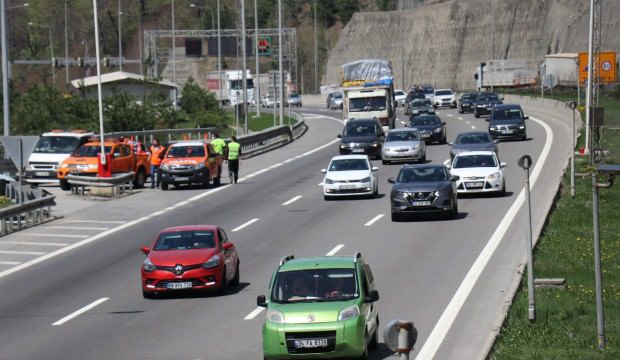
[270,268,359,303]
[166,145,205,158]
[412,100,430,107]
[329,159,369,171]
[435,90,452,96]
[343,123,376,137]
[153,230,216,250]
[332,92,342,99]
[410,117,440,126]
[423,87,433,94]
[386,131,419,142]
[397,167,448,182]
[453,154,498,168]
[395,91,405,96]
[289,94,300,99]
[72,145,112,157]
[478,94,499,102]
[34,136,82,154]
[493,108,523,121]
[349,96,386,112]
[455,133,492,145]
[462,93,477,100]
[230,79,254,90]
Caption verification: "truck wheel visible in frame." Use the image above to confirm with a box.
[59,179,71,191]
[133,168,146,189]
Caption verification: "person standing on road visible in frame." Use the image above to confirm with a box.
[211,133,227,181]
[226,136,241,184]
[148,138,165,188]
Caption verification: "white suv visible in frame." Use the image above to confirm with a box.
[433,89,457,109]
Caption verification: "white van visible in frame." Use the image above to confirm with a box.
[24,130,94,184]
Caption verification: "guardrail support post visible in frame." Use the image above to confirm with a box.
[1,218,6,235]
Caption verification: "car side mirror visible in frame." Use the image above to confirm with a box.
[321,168,327,173]
[523,115,529,120]
[500,162,507,168]
[140,246,150,255]
[493,139,499,144]
[387,178,396,184]
[447,141,454,146]
[371,166,379,172]
[366,290,380,303]
[337,134,342,138]
[450,175,460,182]
[257,295,267,307]
[222,242,234,250]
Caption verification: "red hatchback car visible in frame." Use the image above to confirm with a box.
[140,225,240,298]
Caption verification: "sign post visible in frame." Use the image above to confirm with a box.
[0,136,39,203]
[518,154,536,321]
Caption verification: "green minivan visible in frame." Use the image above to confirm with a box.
[257,253,380,359]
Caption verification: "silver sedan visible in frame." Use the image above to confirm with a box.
[381,128,426,165]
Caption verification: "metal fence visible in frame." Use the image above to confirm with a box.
[0,182,56,235]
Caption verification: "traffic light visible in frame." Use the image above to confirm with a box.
[257,37,272,56]
[52,57,60,68]
[103,57,111,67]
[77,57,85,67]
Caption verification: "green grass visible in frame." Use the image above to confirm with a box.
[490,92,620,359]
[220,109,297,137]
[0,196,12,208]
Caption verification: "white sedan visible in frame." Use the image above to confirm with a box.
[446,151,506,195]
[321,155,378,200]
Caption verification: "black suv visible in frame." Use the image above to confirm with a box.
[474,92,503,118]
[488,104,528,141]
[458,93,477,114]
[338,118,385,159]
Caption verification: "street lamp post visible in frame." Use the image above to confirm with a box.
[171,0,176,105]
[217,0,222,108]
[92,0,106,165]
[254,0,260,116]
[240,0,248,133]
[277,0,284,126]
[64,0,69,83]
[118,0,122,71]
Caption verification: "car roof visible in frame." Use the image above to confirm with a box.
[388,128,418,133]
[434,88,453,92]
[279,256,357,272]
[330,154,369,161]
[170,140,207,147]
[456,131,490,136]
[346,118,378,124]
[159,225,219,233]
[402,164,445,169]
[82,141,121,146]
[455,150,497,156]
[493,104,521,110]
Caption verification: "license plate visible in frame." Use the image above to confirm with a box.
[174,176,190,181]
[411,200,431,206]
[167,282,193,289]
[76,164,89,170]
[294,338,328,349]
[420,134,430,138]
[352,149,364,153]
[467,182,484,188]
[340,184,357,190]
[35,172,50,177]
[501,130,513,134]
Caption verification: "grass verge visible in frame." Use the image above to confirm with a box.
[490,91,620,358]
[220,108,297,137]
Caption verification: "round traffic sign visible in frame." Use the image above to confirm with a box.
[601,61,612,72]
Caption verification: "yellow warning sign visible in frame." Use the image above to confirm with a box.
[579,52,617,84]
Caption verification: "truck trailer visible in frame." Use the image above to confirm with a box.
[206,70,255,106]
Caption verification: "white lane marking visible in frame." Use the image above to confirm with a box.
[447,113,453,118]
[457,116,463,120]
[51,297,109,326]
[282,195,302,206]
[64,220,126,224]
[244,307,266,320]
[0,114,342,281]
[0,250,46,255]
[150,210,166,217]
[472,125,477,129]
[465,121,471,125]
[20,233,88,239]
[326,244,345,256]
[416,116,553,359]
[232,218,259,232]
[44,226,109,231]
[303,116,325,119]
[400,120,408,125]
[364,214,384,226]
[0,261,21,265]
[0,241,67,247]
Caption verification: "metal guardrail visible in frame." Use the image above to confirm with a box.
[0,184,56,235]
[67,172,135,197]
[105,127,218,144]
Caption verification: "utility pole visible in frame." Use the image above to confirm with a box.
[278,0,284,126]
[118,0,122,71]
[171,0,176,105]
[490,0,495,93]
[217,0,222,108]
[313,0,318,94]
[64,0,70,83]
[254,0,260,116]
[1,0,10,136]
[241,0,248,133]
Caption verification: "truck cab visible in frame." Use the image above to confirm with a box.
[343,87,395,129]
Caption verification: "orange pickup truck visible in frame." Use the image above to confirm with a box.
[57,139,151,190]
[159,140,224,190]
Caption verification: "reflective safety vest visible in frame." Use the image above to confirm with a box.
[211,138,226,154]
[227,142,240,160]
[150,145,164,166]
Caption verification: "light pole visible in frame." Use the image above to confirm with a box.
[313,0,318,94]
[518,155,536,322]
[240,0,248,133]
[490,0,495,93]
[171,0,176,105]
[91,0,106,165]
[64,0,69,83]
[278,0,284,126]
[28,22,55,86]
[1,1,29,137]
[118,0,123,71]
[254,0,260,116]
[217,0,222,107]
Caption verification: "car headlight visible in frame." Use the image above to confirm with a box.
[412,110,419,114]
[266,308,284,324]
[487,172,501,180]
[489,126,497,131]
[339,144,346,149]
[338,304,360,321]
[433,127,442,133]
[195,162,205,170]
[324,178,334,184]
[59,163,69,169]
[87,164,98,169]
[360,177,371,183]
[477,105,485,108]
[397,190,410,198]
[519,125,525,129]
[411,143,419,150]
[143,258,156,272]
[161,163,170,171]
[202,254,221,269]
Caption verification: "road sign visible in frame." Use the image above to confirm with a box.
[257,37,272,56]
[0,136,39,171]
[579,52,617,84]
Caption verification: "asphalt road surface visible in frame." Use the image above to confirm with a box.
[0,100,572,360]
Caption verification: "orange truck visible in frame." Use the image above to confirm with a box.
[159,140,224,190]
[57,138,151,190]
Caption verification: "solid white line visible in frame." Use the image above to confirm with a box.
[282,195,302,206]
[51,297,109,326]
[0,261,20,265]
[44,226,109,231]
[0,250,46,255]
[415,116,553,359]
[0,241,67,247]
[0,114,342,281]
[231,218,259,232]
[326,244,345,256]
[64,220,126,224]
[244,307,266,320]
[19,233,88,239]
[364,214,384,226]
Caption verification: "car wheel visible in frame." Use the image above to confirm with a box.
[449,200,458,219]
[499,181,506,196]
[373,186,378,198]
[474,110,480,118]
[160,182,169,191]
[218,267,229,295]
[382,160,389,165]
[324,195,332,201]
[368,317,379,349]
[230,261,240,287]
[59,179,71,191]
[522,133,527,141]
[133,168,146,189]
[421,152,427,163]
[142,290,156,299]
[391,212,401,222]
[458,108,463,114]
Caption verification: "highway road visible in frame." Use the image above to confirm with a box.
[0,100,572,360]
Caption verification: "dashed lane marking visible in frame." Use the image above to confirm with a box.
[0,261,21,265]
[0,250,46,255]
[457,116,464,120]
[243,307,265,320]
[0,241,67,247]
[364,214,385,226]
[472,125,477,129]
[51,297,109,326]
[447,113,453,117]
[326,244,345,256]
[231,218,260,232]
[282,196,302,206]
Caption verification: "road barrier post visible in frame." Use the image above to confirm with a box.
[383,320,417,360]
[518,154,536,321]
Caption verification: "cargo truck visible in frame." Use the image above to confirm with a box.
[206,70,255,106]
[341,59,396,129]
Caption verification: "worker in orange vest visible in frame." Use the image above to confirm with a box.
[148,138,165,188]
